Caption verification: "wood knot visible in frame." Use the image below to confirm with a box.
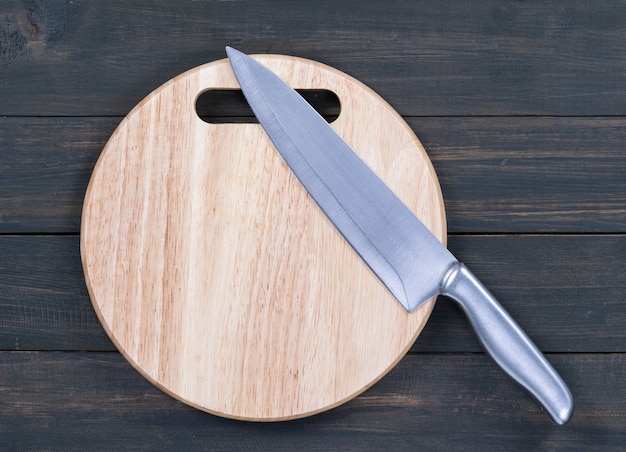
[15,10,46,42]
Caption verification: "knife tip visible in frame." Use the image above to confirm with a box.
[225,46,241,59]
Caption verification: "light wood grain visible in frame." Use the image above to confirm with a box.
[80,55,446,420]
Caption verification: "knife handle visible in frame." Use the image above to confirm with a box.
[440,262,574,425]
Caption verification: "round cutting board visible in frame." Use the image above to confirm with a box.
[81,54,446,421]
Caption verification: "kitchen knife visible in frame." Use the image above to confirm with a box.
[226,47,573,425]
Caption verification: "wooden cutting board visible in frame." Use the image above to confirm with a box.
[81,54,446,421]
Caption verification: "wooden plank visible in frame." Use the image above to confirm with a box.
[0,236,114,351]
[414,117,626,233]
[1,1,626,116]
[0,117,118,233]
[1,235,624,353]
[0,351,623,449]
[415,234,626,353]
[1,117,625,233]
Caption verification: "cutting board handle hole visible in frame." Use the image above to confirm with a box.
[195,89,341,124]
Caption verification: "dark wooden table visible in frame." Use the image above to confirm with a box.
[1,1,625,449]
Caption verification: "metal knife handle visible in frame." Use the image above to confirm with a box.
[440,262,574,425]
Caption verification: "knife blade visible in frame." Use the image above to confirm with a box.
[226,47,573,425]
